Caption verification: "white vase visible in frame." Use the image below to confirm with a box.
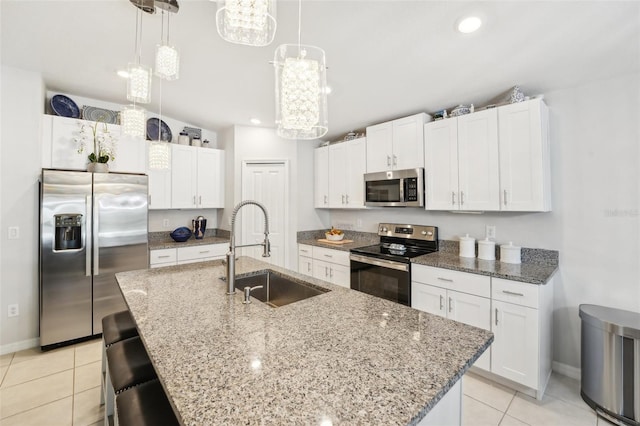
[87,163,109,173]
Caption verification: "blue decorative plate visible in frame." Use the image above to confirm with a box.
[50,94,80,118]
[146,118,172,142]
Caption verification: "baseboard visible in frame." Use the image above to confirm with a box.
[0,337,40,355]
[552,361,581,380]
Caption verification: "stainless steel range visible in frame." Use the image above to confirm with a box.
[350,223,438,306]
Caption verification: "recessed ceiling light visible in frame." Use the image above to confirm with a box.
[325,86,332,95]
[250,118,261,125]
[457,16,482,34]
[117,69,130,78]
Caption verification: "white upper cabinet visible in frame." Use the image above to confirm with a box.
[314,145,329,208]
[498,98,551,212]
[171,144,224,209]
[42,115,146,174]
[147,141,172,210]
[425,109,499,211]
[328,137,366,208]
[457,108,500,211]
[366,113,429,173]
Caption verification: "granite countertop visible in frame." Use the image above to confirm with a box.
[149,230,229,250]
[297,230,379,252]
[297,238,374,252]
[116,258,493,426]
[412,251,558,285]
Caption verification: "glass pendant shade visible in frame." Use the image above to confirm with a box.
[216,0,276,46]
[121,105,146,138]
[148,141,171,170]
[127,63,152,104]
[155,44,180,80]
[274,44,328,140]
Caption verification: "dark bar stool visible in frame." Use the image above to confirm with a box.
[103,336,157,425]
[115,379,180,426]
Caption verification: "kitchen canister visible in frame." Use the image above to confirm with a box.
[459,234,476,258]
[192,136,202,147]
[500,242,522,264]
[178,132,190,145]
[478,238,496,261]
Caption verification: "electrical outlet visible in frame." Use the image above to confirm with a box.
[8,226,19,240]
[8,304,19,317]
[485,225,496,240]
[163,219,170,228]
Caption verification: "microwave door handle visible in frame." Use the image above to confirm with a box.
[400,178,405,202]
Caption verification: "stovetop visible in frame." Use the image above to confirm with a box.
[350,223,439,263]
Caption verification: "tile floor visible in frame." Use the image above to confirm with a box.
[0,339,608,426]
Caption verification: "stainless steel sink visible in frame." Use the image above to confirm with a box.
[234,270,330,308]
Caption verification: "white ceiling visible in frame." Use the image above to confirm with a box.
[2,1,639,141]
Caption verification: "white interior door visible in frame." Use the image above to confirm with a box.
[241,162,288,268]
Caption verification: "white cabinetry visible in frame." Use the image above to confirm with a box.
[411,265,491,370]
[147,141,172,210]
[297,244,350,288]
[149,243,227,268]
[424,108,499,211]
[328,138,366,208]
[366,113,430,173]
[41,115,146,174]
[490,277,553,395]
[498,98,551,212]
[171,145,224,209]
[314,146,329,208]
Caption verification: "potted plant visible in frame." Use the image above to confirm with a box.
[75,117,117,173]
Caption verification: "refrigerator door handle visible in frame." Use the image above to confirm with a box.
[85,195,92,277]
[93,195,99,276]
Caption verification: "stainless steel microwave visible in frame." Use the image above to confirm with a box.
[364,168,424,207]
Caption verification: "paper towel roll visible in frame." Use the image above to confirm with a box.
[459,234,476,258]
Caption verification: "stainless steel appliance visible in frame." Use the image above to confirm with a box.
[580,304,640,426]
[40,169,148,349]
[364,168,424,207]
[350,223,438,306]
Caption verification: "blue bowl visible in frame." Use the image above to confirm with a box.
[170,227,192,242]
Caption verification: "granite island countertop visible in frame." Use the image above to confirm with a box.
[116,257,493,426]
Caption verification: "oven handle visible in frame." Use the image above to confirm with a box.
[350,254,409,272]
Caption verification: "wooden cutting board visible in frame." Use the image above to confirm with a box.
[317,239,355,245]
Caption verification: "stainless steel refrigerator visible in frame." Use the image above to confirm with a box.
[39,169,148,349]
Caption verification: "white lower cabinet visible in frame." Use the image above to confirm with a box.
[297,244,350,288]
[412,264,554,399]
[411,265,491,370]
[150,243,227,268]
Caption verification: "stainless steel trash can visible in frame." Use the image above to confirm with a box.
[580,304,640,426]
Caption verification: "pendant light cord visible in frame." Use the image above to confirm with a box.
[297,0,302,50]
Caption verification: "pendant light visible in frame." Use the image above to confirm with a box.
[216,0,277,47]
[273,0,328,140]
[148,30,171,171]
[155,4,180,80]
[122,4,150,137]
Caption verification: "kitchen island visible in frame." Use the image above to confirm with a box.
[116,257,493,425]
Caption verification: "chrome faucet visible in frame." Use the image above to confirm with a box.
[226,200,271,295]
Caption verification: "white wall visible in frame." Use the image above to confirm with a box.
[0,66,45,352]
[331,72,640,370]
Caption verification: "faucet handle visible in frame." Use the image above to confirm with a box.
[262,238,271,258]
[243,285,264,304]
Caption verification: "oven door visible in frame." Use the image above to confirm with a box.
[350,254,410,306]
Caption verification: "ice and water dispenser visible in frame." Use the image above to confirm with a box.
[54,214,83,250]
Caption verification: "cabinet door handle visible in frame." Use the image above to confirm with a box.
[387,155,391,166]
[341,195,345,204]
[393,155,397,166]
[452,192,456,206]
[199,250,210,254]
[307,263,311,272]
[329,268,333,278]
[325,266,328,277]
[437,277,453,282]
[149,195,152,206]
[448,297,453,313]
[439,295,444,310]
[345,194,349,204]
[199,195,202,205]
[193,196,196,205]
[324,195,328,205]
[460,191,465,206]
[502,290,525,297]
[495,308,499,326]
[324,254,333,258]
[158,255,171,259]
[503,190,508,206]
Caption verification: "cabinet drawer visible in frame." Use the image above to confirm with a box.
[312,246,350,267]
[177,244,227,262]
[412,265,490,298]
[150,248,177,265]
[298,244,313,258]
[492,278,539,309]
